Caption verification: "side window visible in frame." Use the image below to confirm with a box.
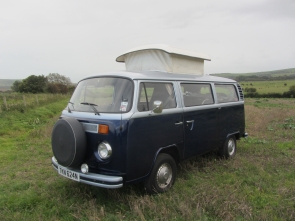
[181,83,214,107]
[215,84,238,103]
[137,82,176,112]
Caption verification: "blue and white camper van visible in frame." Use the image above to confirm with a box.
[51,45,247,193]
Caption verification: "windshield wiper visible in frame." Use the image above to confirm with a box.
[80,102,100,115]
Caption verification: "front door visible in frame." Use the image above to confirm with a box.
[126,81,184,182]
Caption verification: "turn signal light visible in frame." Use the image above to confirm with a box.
[98,124,109,134]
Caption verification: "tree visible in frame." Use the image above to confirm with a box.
[18,75,47,93]
[47,83,68,94]
[47,73,72,86]
[46,73,72,94]
[11,80,22,92]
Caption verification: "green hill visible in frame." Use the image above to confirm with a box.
[211,68,295,81]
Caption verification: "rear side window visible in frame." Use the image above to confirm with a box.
[137,82,176,112]
[215,84,238,103]
[181,83,214,107]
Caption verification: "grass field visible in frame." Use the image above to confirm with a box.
[240,80,295,94]
[1,97,295,220]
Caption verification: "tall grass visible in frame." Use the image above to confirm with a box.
[0,93,69,112]
[0,98,295,220]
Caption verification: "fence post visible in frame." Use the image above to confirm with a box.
[3,96,8,110]
[23,95,26,107]
[36,95,39,105]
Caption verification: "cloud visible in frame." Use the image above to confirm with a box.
[0,0,294,82]
[234,0,295,20]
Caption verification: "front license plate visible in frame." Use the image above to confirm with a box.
[58,166,80,182]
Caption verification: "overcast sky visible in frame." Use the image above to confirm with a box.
[1,0,294,82]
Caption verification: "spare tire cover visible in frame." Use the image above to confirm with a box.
[51,118,87,167]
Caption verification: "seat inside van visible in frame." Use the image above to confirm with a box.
[137,83,176,111]
[149,84,176,109]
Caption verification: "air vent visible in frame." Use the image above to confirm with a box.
[237,84,244,100]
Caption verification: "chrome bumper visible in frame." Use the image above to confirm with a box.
[51,157,123,189]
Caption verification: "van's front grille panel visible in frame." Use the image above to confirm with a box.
[237,84,244,100]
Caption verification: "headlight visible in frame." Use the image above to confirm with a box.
[98,142,112,159]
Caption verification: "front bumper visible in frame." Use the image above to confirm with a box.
[51,157,123,189]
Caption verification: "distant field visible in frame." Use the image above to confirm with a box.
[0,86,11,91]
[0,79,22,91]
[240,80,295,94]
[0,79,17,86]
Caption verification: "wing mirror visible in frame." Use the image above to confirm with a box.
[151,100,163,114]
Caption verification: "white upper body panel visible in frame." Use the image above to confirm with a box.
[82,71,236,83]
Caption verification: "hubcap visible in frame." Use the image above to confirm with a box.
[228,138,235,156]
[156,163,173,188]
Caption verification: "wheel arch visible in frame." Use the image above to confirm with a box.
[147,145,180,177]
[156,145,180,164]
[226,131,241,140]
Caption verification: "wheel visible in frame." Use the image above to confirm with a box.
[144,153,177,194]
[219,136,236,159]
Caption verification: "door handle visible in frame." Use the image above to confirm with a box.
[186,120,194,130]
[175,122,183,125]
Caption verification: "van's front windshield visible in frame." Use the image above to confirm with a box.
[69,77,133,113]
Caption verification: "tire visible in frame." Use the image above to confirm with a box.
[51,118,87,167]
[219,135,236,159]
[144,153,177,194]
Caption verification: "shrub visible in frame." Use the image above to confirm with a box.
[47,83,68,94]
[244,87,257,93]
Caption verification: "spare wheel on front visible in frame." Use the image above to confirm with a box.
[51,117,87,167]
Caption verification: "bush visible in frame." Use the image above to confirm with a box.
[244,87,257,93]
[245,92,287,98]
[11,73,73,94]
[289,85,295,96]
[47,83,68,94]
[15,75,47,93]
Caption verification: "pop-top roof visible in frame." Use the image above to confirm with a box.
[116,44,211,75]
[116,44,211,62]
